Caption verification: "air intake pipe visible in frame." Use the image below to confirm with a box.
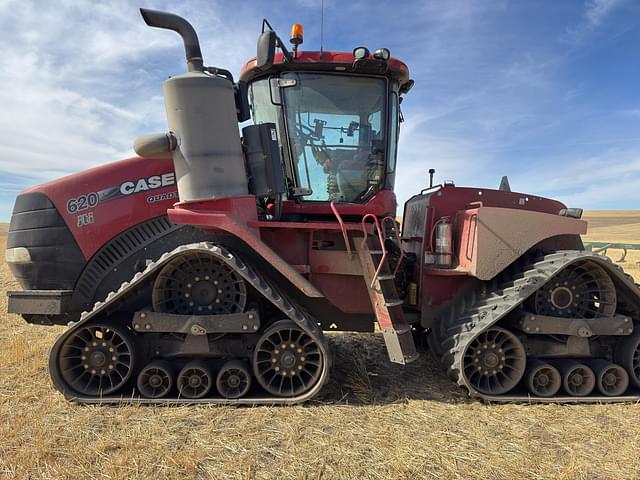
[139,8,203,72]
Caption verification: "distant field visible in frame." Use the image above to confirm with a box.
[1,213,640,479]
[584,210,640,244]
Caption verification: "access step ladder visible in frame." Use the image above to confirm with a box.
[355,214,419,365]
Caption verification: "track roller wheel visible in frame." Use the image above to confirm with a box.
[58,323,135,396]
[177,361,213,399]
[525,359,561,397]
[558,360,595,396]
[216,360,252,399]
[614,325,640,388]
[253,320,324,397]
[137,361,174,399]
[462,327,527,395]
[592,360,629,396]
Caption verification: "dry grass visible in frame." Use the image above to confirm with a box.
[2,214,640,480]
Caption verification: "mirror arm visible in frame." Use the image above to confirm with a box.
[277,39,294,63]
[260,18,293,63]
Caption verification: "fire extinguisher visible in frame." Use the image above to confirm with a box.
[431,216,453,268]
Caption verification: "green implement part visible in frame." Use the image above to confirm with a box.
[584,242,640,262]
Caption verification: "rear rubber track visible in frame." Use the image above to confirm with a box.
[432,250,640,403]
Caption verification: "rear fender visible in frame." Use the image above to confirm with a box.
[456,206,587,280]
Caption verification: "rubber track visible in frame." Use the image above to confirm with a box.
[432,250,640,403]
[48,242,330,405]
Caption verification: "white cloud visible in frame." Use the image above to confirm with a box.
[507,151,640,209]
[0,0,258,217]
[585,0,624,27]
[563,0,626,44]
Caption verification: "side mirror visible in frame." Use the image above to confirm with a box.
[256,31,276,70]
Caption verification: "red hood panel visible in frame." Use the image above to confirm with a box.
[25,156,178,259]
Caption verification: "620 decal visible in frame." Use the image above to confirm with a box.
[66,192,99,214]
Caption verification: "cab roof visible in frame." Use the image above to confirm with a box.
[239,50,412,91]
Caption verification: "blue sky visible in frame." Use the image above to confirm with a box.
[0,0,639,220]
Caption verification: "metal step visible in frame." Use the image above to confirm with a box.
[377,274,395,281]
[381,327,419,364]
[384,299,403,307]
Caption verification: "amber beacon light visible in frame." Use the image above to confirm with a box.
[290,23,304,55]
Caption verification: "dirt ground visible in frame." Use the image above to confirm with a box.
[2,213,640,479]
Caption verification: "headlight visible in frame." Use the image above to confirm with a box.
[5,247,31,263]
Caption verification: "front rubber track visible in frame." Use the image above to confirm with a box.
[48,242,330,405]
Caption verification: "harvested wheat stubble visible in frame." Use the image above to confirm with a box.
[2,215,640,480]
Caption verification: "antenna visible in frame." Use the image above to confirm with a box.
[320,0,324,54]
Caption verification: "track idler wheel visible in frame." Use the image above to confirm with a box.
[216,360,252,399]
[137,361,174,399]
[462,327,527,395]
[253,320,324,397]
[58,323,135,396]
[177,361,213,399]
[558,360,595,396]
[152,251,247,315]
[592,360,629,396]
[614,325,640,388]
[525,359,561,397]
[533,261,616,318]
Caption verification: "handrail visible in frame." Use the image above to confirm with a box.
[330,200,352,256]
[361,213,386,287]
[382,216,404,277]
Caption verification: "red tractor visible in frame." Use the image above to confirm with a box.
[7,9,640,403]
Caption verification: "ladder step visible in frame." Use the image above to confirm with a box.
[384,299,403,307]
[395,325,412,335]
[403,352,420,363]
[377,274,395,281]
[369,250,384,255]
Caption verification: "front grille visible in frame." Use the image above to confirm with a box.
[7,192,85,290]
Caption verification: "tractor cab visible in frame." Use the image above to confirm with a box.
[240,26,414,211]
[132,11,413,219]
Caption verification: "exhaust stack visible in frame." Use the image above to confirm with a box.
[140,8,204,72]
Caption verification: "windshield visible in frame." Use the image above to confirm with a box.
[281,73,388,202]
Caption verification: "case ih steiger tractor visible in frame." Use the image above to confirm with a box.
[6,8,640,404]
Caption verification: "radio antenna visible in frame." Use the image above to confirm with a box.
[320,0,324,54]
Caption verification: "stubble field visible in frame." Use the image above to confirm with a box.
[1,212,640,479]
